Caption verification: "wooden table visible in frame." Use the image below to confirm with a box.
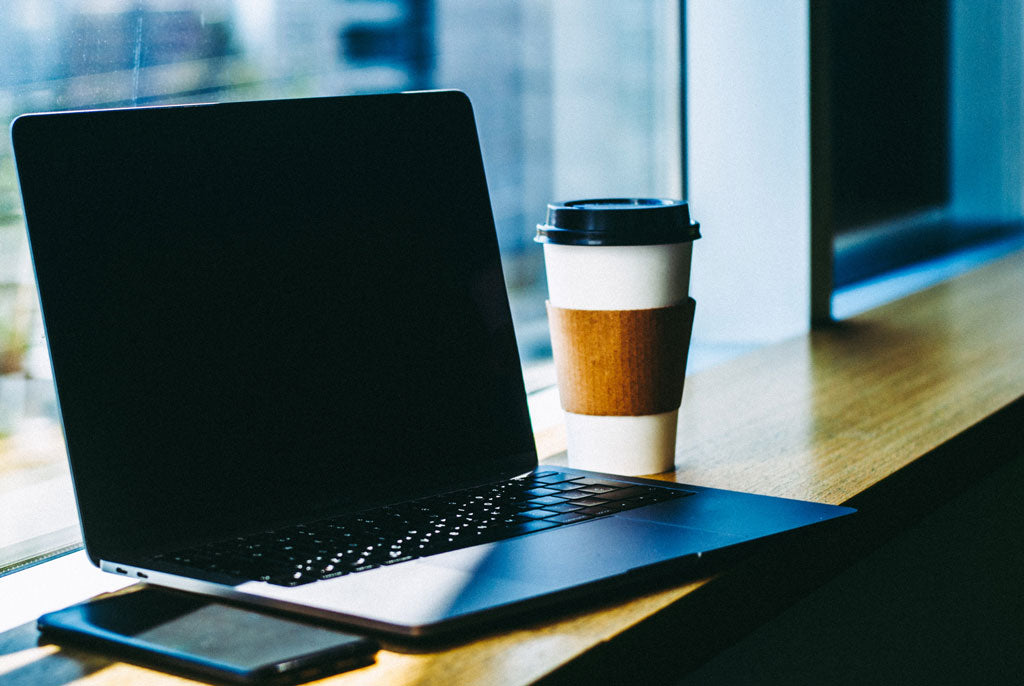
[3,249,1024,685]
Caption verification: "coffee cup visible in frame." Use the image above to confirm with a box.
[536,198,700,475]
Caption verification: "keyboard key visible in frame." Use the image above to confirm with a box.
[577,506,617,517]
[519,508,559,520]
[530,472,579,485]
[558,489,597,500]
[577,485,618,494]
[573,478,628,488]
[593,486,654,501]
[525,487,559,497]
[528,496,565,506]
[572,497,610,507]
[589,499,635,511]
[544,481,586,492]
[319,568,350,580]
[544,502,583,513]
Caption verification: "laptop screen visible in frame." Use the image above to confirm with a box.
[12,92,537,561]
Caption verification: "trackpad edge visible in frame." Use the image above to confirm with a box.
[422,517,741,587]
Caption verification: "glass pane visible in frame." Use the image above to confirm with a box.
[0,0,679,572]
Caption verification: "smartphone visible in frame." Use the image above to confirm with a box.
[37,587,378,684]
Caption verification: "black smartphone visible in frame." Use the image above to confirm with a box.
[37,587,378,684]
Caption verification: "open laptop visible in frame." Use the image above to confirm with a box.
[11,91,853,638]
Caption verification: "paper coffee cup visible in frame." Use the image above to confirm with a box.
[536,198,700,476]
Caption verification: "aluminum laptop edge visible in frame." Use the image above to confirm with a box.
[11,90,854,638]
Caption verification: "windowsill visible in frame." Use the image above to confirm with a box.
[0,550,132,634]
[3,247,1024,683]
[833,231,1024,318]
[832,210,1024,289]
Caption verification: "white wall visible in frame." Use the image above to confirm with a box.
[686,0,811,345]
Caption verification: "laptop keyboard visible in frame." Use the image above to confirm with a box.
[154,471,694,587]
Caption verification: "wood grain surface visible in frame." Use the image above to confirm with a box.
[3,249,1024,686]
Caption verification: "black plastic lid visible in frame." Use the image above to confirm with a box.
[535,198,700,246]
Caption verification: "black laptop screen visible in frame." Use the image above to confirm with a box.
[12,92,537,560]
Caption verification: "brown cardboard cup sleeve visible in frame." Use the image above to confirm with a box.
[546,298,696,417]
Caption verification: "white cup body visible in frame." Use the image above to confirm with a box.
[564,410,680,476]
[543,242,692,310]
[543,241,693,476]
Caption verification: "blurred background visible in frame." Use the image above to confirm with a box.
[4,0,1024,580]
[0,0,680,573]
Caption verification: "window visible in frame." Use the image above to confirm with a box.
[811,0,1024,318]
[0,0,681,574]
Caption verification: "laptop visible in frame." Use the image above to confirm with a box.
[11,91,853,638]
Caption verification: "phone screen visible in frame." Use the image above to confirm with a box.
[38,587,377,684]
